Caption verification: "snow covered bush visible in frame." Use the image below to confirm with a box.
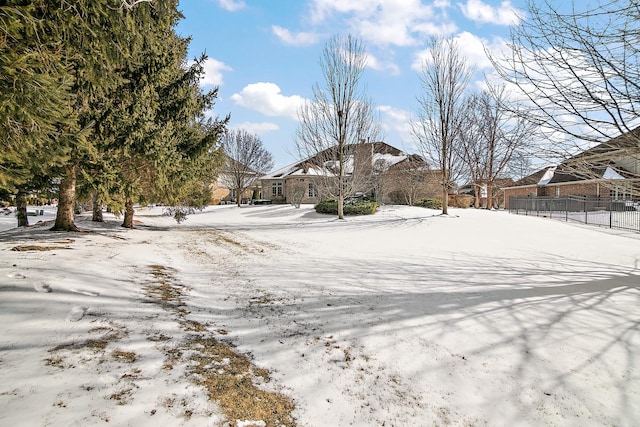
[315,199,377,215]
[415,198,443,209]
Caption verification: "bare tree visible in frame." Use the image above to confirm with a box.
[507,151,533,181]
[296,34,381,219]
[490,0,640,183]
[370,158,392,204]
[287,179,307,208]
[411,36,474,215]
[459,87,534,208]
[383,157,436,206]
[221,129,274,207]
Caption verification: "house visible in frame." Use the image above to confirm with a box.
[260,141,443,205]
[502,129,640,208]
[459,177,515,209]
[210,155,264,205]
[380,154,444,205]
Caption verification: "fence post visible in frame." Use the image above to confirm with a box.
[609,199,613,229]
[584,198,587,224]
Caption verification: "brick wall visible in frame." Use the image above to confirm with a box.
[503,186,537,208]
[504,182,609,208]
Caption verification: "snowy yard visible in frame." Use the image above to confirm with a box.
[1,204,639,426]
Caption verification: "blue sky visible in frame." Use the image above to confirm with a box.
[176,0,527,169]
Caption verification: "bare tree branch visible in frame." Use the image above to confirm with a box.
[411,36,474,215]
[296,34,381,219]
[489,0,640,183]
[221,129,274,207]
[459,86,535,208]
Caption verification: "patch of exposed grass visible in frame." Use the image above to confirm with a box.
[249,294,275,306]
[144,263,297,426]
[50,327,127,353]
[145,265,187,312]
[11,245,72,251]
[111,349,138,363]
[217,234,251,251]
[147,333,172,342]
[50,338,108,353]
[182,319,207,332]
[187,336,296,427]
[44,355,66,368]
[109,387,134,405]
[121,368,142,379]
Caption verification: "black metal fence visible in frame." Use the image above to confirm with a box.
[509,196,640,233]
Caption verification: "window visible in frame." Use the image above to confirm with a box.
[611,185,631,200]
[308,183,317,198]
[230,189,236,198]
[272,182,283,197]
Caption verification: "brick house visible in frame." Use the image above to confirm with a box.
[502,130,640,208]
[380,156,444,205]
[260,141,443,205]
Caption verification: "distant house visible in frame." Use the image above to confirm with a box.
[502,129,640,208]
[379,154,444,205]
[460,178,515,209]
[210,156,264,205]
[260,141,443,205]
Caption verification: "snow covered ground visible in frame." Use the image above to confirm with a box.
[1,204,639,426]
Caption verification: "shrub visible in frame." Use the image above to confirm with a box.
[415,198,443,209]
[344,200,377,215]
[315,199,377,215]
[315,199,338,214]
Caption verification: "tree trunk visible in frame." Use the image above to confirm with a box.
[236,189,242,207]
[473,184,481,209]
[92,193,103,222]
[486,184,494,210]
[442,189,448,215]
[337,193,344,219]
[122,199,134,228]
[51,165,80,231]
[16,191,29,227]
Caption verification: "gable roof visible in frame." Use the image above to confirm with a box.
[261,141,419,180]
[507,163,630,189]
[507,127,639,189]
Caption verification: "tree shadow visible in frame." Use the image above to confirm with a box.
[183,249,640,424]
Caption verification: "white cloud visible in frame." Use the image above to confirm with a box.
[272,26,320,46]
[412,20,459,37]
[309,0,455,47]
[455,31,506,70]
[218,0,245,12]
[230,82,307,120]
[411,48,430,72]
[410,31,509,72]
[366,52,401,75]
[377,105,413,140]
[200,58,233,86]
[458,0,524,26]
[310,0,368,23]
[229,121,280,134]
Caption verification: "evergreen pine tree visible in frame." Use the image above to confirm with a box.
[94,1,227,228]
[0,4,74,226]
